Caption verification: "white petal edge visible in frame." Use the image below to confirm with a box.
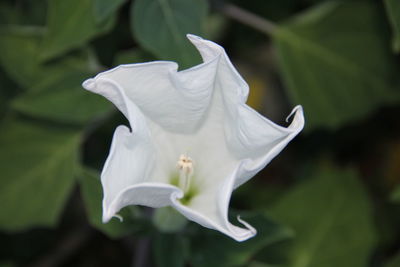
[103,183,183,222]
[83,57,218,134]
[233,105,305,188]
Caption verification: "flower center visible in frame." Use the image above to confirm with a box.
[176,154,193,193]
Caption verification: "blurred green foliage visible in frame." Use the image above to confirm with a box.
[0,117,79,231]
[131,0,208,68]
[384,0,400,52]
[0,0,400,266]
[275,1,400,130]
[268,166,376,267]
[41,0,116,61]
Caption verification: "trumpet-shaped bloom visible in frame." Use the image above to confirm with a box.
[82,35,304,241]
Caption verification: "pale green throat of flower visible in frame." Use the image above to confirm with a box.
[170,154,198,205]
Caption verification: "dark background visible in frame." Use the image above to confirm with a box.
[1,0,400,266]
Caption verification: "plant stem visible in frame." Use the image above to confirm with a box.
[133,237,151,267]
[221,3,276,36]
[131,207,154,267]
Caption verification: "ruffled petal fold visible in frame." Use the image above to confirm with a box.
[83,58,218,134]
[186,35,305,188]
[231,105,304,188]
[170,164,257,241]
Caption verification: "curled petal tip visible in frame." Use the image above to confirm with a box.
[102,213,123,223]
[285,105,305,132]
[112,214,124,222]
[170,190,184,201]
[237,215,257,236]
[286,105,303,123]
[82,78,96,91]
[186,33,202,40]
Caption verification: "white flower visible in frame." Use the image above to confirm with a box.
[82,34,304,241]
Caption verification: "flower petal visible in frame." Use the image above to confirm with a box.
[103,182,182,223]
[100,124,185,222]
[232,106,304,188]
[186,35,305,188]
[170,163,256,242]
[83,59,218,134]
[82,78,183,222]
[100,125,153,219]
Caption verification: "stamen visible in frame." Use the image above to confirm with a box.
[177,154,194,193]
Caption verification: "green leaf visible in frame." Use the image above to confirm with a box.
[190,213,294,267]
[268,166,376,267]
[152,206,188,233]
[113,48,155,66]
[0,27,45,88]
[93,0,126,22]
[153,234,187,267]
[0,27,109,124]
[0,27,88,89]
[384,0,400,52]
[131,0,208,69]
[11,70,112,125]
[41,0,115,61]
[0,117,80,231]
[274,1,400,130]
[78,167,141,238]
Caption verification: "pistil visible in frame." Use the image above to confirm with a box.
[176,154,194,193]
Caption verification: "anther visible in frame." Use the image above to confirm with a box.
[177,154,194,193]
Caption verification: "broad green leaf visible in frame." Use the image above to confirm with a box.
[131,0,208,69]
[11,70,112,125]
[93,0,126,22]
[268,166,376,267]
[153,234,187,267]
[190,213,294,267]
[384,0,400,52]
[113,48,155,66]
[385,251,400,267]
[152,207,187,233]
[0,28,110,125]
[0,27,45,88]
[79,167,141,238]
[0,27,88,89]
[274,1,400,130]
[0,117,80,231]
[41,0,115,61]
